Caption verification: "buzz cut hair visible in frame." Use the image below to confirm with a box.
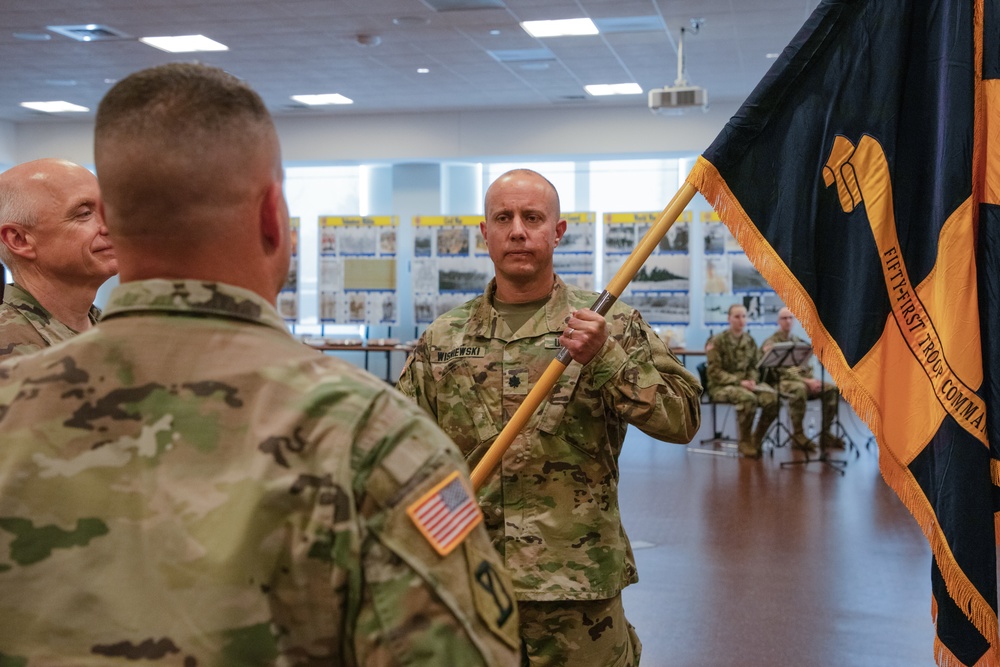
[95,62,272,147]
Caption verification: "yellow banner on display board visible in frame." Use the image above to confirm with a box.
[604,210,692,224]
[320,216,398,227]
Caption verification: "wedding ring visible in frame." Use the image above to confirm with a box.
[566,327,575,339]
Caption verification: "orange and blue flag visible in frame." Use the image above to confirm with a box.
[686,0,1000,663]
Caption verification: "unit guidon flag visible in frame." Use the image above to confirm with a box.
[685,0,1000,663]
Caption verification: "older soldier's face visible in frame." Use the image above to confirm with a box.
[778,308,795,333]
[28,163,117,284]
[481,172,565,292]
[728,306,747,334]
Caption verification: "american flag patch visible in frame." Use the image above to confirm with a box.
[406,470,483,556]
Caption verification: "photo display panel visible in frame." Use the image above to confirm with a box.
[318,215,399,325]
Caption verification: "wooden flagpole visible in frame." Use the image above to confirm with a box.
[470,182,698,491]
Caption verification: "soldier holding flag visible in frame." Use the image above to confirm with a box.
[398,168,702,666]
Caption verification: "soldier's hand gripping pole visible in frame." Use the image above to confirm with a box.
[470,182,698,492]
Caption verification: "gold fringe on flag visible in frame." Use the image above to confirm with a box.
[687,155,1000,665]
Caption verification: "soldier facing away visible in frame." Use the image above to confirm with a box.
[705,303,779,458]
[398,168,702,667]
[0,158,118,358]
[0,63,520,666]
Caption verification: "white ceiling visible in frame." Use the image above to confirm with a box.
[0,0,820,124]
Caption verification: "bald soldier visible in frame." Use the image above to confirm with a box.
[399,168,702,667]
[762,307,844,449]
[0,63,519,666]
[705,303,779,458]
[0,158,117,357]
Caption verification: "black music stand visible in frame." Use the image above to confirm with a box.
[758,342,811,452]
[776,344,848,475]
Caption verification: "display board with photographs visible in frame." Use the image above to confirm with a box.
[412,215,494,324]
[554,212,596,291]
[318,216,399,324]
[699,210,780,326]
[411,213,595,323]
[278,217,299,321]
[603,210,692,327]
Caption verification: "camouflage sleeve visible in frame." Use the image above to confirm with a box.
[748,342,762,384]
[0,316,47,359]
[348,390,520,666]
[585,307,702,443]
[706,338,744,388]
[395,336,437,418]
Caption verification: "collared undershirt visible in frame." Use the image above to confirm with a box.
[494,294,552,334]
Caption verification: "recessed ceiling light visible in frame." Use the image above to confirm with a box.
[139,35,228,53]
[521,18,599,38]
[44,79,78,87]
[584,83,643,96]
[766,52,781,59]
[20,101,89,113]
[291,94,354,106]
[48,24,130,42]
[489,29,501,36]
[417,68,430,74]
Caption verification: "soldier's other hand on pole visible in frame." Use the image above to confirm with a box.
[560,309,608,365]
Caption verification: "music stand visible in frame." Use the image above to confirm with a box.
[774,344,848,475]
[757,342,811,452]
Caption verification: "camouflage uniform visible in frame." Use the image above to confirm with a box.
[0,282,100,359]
[397,276,702,666]
[0,279,520,667]
[763,330,842,447]
[705,329,778,457]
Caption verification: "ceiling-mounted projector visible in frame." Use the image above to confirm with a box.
[650,20,708,114]
[648,85,708,113]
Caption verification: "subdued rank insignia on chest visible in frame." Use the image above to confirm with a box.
[435,345,485,362]
[407,470,483,556]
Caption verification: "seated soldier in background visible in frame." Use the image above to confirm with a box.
[0,158,117,357]
[705,303,778,458]
[763,307,844,450]
[0,63,519,666]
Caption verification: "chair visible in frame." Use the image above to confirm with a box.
[687,362,740,457]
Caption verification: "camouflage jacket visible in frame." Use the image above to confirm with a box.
[762,330,815,382]
[0,282,100,359]
[705,329,762,395]
[397,276,701,601]
[0,279,519,667]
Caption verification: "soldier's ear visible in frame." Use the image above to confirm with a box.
[258,179,285,254]
[0,223,36,260]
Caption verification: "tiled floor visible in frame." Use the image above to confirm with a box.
[618,400,938,666]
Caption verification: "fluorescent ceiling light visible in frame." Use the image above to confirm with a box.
[140,35,228,53]
[521,18,599,38]
[20,101,89,113]
[291,94,354,106]
[585,83,643,96]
